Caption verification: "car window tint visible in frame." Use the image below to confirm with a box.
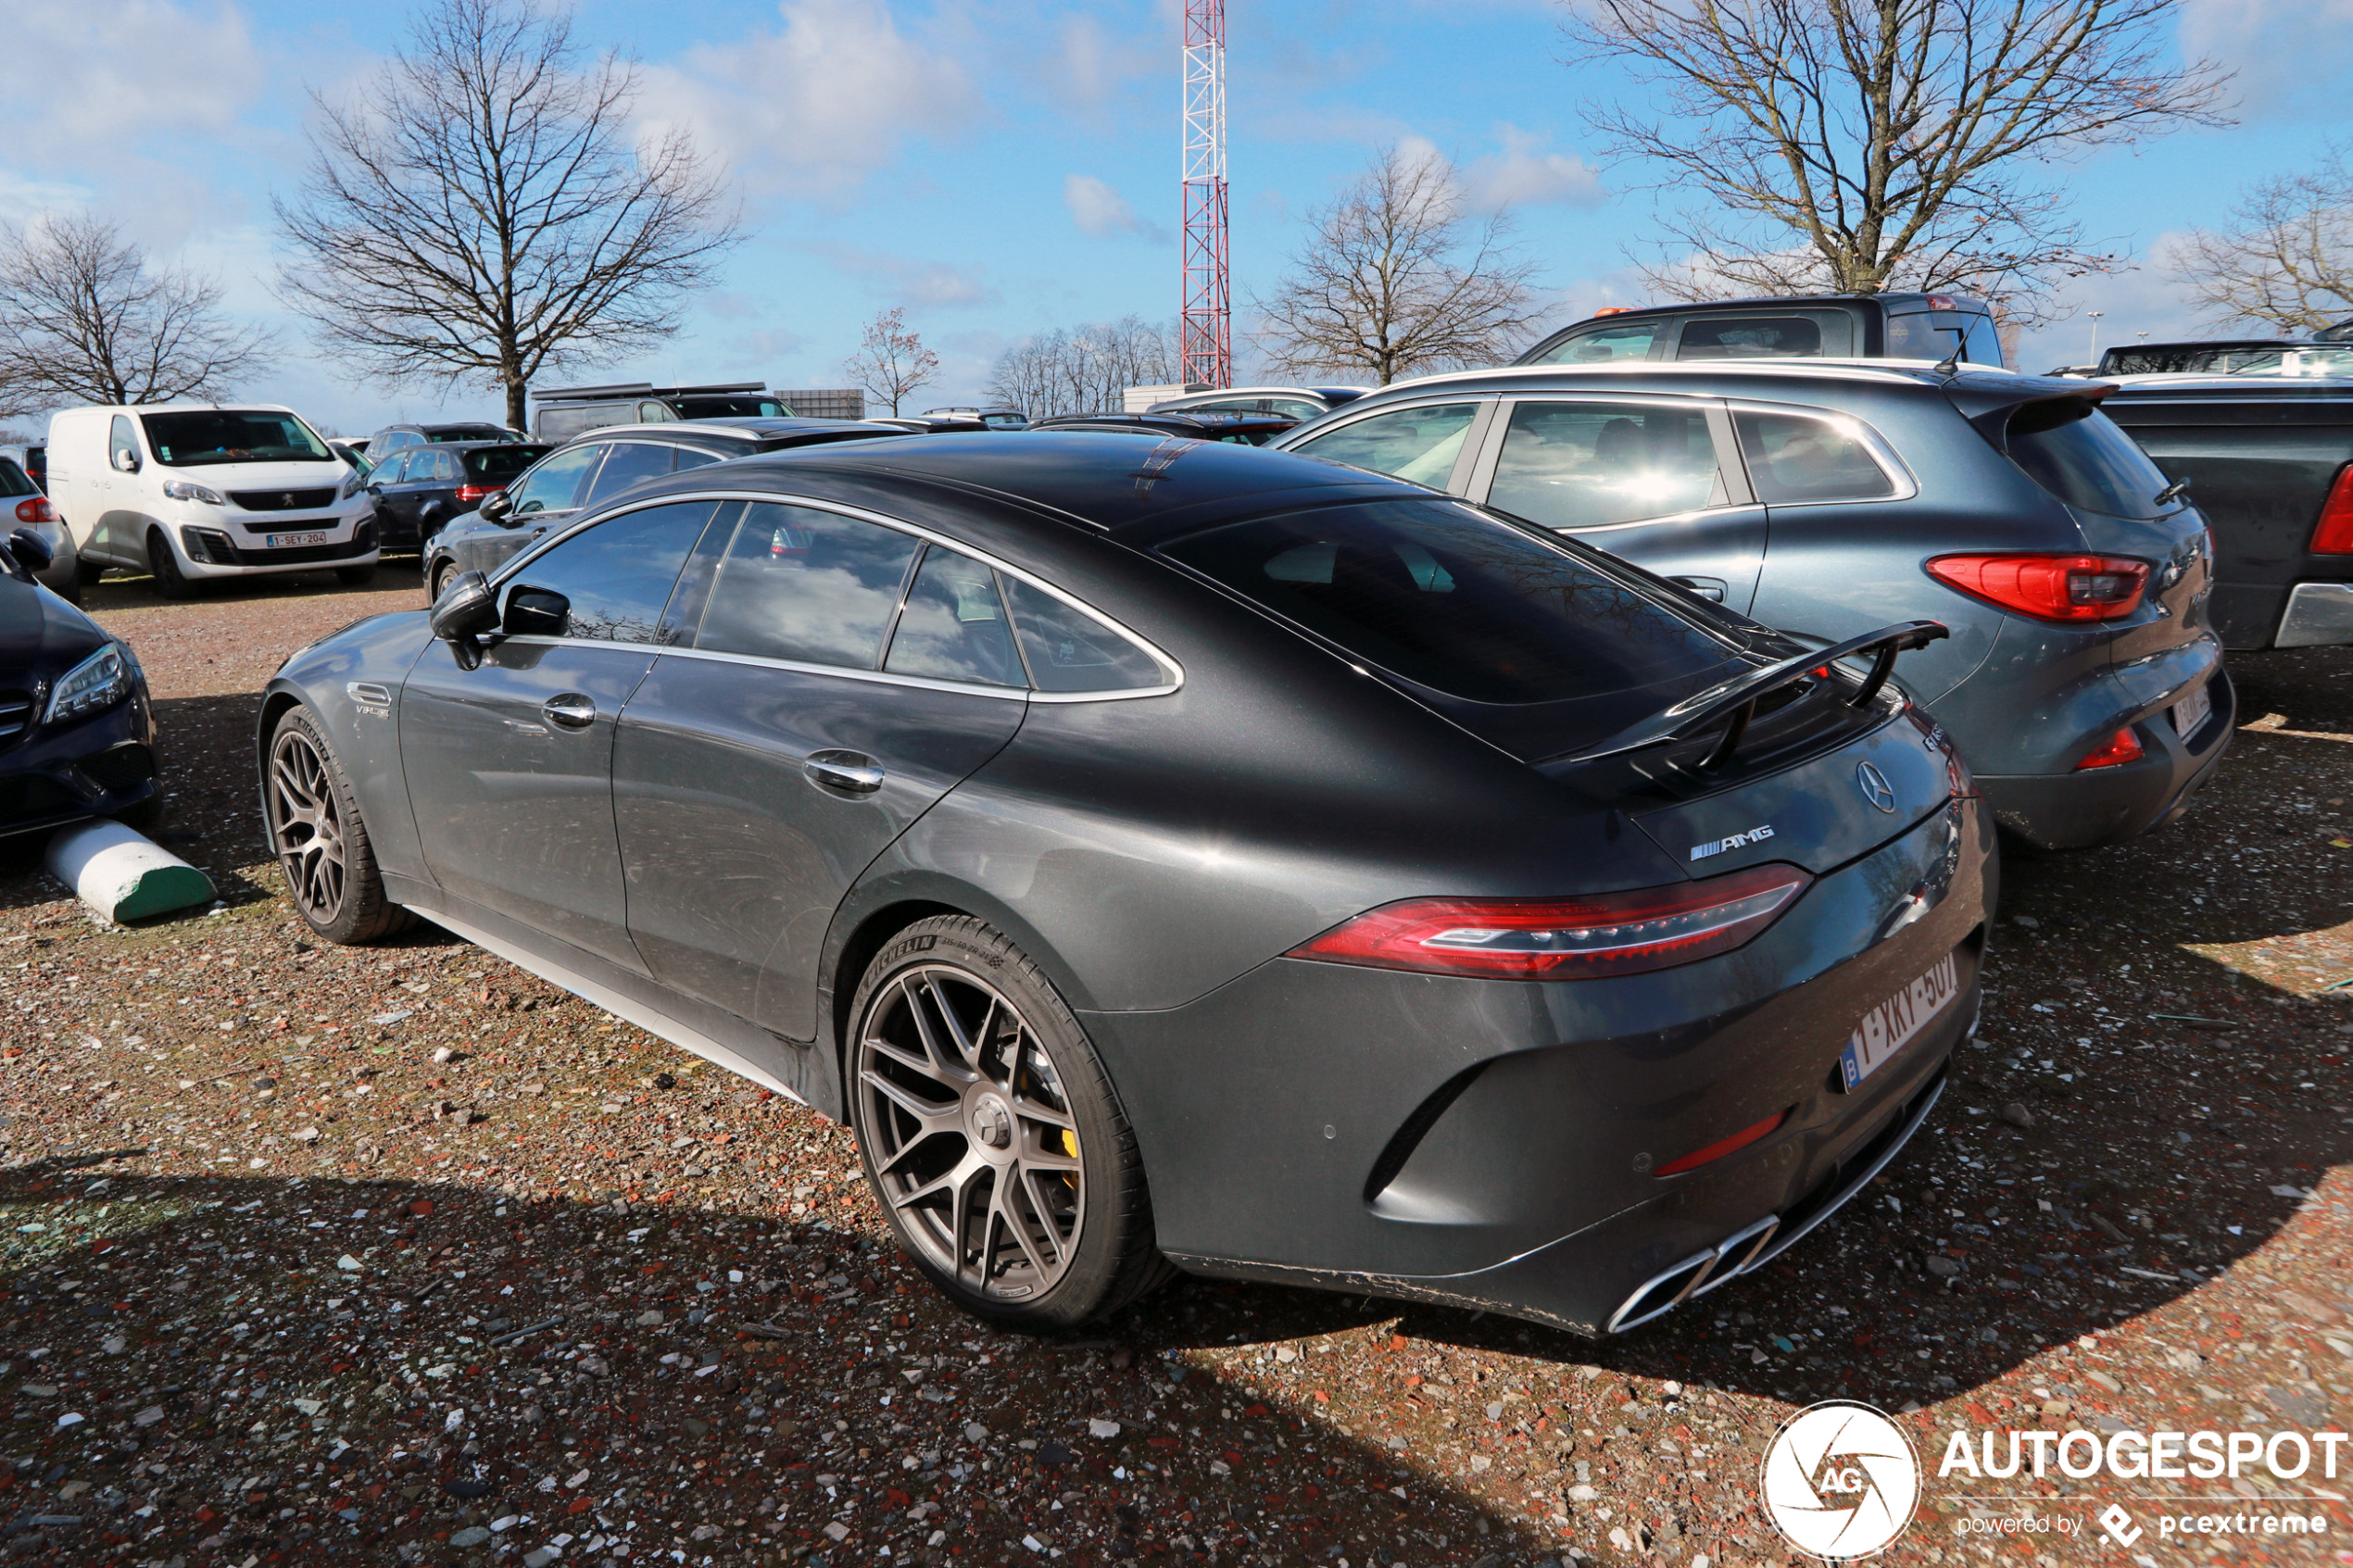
[1733,411,1895,504]
[1162,499,1732,705]
[372,451,414,485]
[1268,399,1323,420]
[1533,320,1660,365]
[1883,313,1944,359]
[1291,403,1479,488]
[672,448,719,471]
[500,500,716,644]
[0,458,33,498]
[508,444,606,515]
[584,442,675,506]
[466,445,545,481]
[2004,400,2168,519]
[1677,316,1830,359]
[694,502,921,668]
[1000,577,1168,693]
[1487,402,1720,528]
[883,546,1026,686]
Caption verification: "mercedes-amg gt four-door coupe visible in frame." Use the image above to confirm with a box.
[259,434,1993,1336]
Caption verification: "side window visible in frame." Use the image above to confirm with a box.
[583,442,674,506]
[1957,313,2006,368]
[1677,315,1851,359]
[508,444,606,516]
[373,452,415,484]
[1531,320,1661,365]
[1290,402,1480,489]
[1268,399,1323,420]
[500,500,717,644]
[638,401,671,423]
[1733,411,1897,504]
[108,415,140,469]
[1000,577,1168,692]
[883,546,1026,687]
[694,502,921,669]
[1485,401,1722,530]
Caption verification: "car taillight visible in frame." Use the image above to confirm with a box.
[1924,554,2149,621]
[1655,1108,1792,1177]
[2311,464,2353,553]
[1287,862,1812,981]
[455,483,497,502]
[13,497,57,524]
[2073,727,2145,771]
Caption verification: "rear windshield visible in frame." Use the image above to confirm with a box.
[141,409,333,467]
[466,445,550,479]
[0,458,33,497]
[2005,399,2171,519]
[673,396,789,420]
[1160,499,1736,705]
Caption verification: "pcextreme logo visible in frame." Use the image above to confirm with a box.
[1760,1400,1922,1559]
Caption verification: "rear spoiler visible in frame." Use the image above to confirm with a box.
[1943,374,2115,445]
[1567,621,1949,766]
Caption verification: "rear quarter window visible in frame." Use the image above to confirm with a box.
[2005,400,2171,520]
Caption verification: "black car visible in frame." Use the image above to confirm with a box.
[1,530,157,837]
[422,420,911,600]
[365,421,527,459]
[262,433,1992,1336]
[1517,293,2007,370]
[360,440,550,550]
[1029,410,1299,445]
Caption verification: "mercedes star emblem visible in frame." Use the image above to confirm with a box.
[1856,760,1897,813]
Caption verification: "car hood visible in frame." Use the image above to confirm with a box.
[0,571,108,673]
[159,459,348,491]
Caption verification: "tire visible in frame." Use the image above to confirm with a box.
[428,560,455,603]
[74,558,106,587]
[264,707,414,944]
[336,564,376,586]
[846,915,1174,1329]
[147,532,193,600]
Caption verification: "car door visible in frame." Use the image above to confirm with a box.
[365,450,416,539]
[611,500,1028,1042]
[1462,395,1770,612]
[465,441,610,576]
[409,448,462,540]
[398,497,717,971]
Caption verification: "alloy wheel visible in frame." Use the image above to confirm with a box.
[269,727,346,924]
[856,966,1085,1302]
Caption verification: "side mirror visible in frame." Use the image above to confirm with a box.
[503,585,570,637]
[111,448,141,474]
[478,490,514,523]
[6,527,53,574]
[428,570,499,670]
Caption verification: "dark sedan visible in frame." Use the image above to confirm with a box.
[1,530,157,837]
[261,434,1992,1336]
[1030,410,1299,445]
[360,440,549,550]
[422,419,909,600]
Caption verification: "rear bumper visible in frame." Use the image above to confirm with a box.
[1978,665,2234,849]
[2277,582,2353,648]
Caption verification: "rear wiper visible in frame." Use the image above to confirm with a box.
[1567,621,1950,767]
[2154,476,2193,508]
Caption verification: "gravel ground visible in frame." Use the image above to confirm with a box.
[1,573,2347,1568]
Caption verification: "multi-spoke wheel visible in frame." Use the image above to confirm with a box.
[265,708,412,945]
[848,916,1174,1327]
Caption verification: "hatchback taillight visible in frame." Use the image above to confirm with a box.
[455,483,497,503]
[1924,553,2149,621]
[2073,727,2145,771]
[13,497,57,524]
[1287,862,1812,981]
[2311,464,2353,554]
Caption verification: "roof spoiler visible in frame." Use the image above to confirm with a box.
[533,382,768,404]
[1940,376,2115,445]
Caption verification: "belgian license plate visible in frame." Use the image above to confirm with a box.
[1839,953,1959,1091]
[265,531,328,549]
[2170,679,2213,739]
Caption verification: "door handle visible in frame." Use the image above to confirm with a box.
[1669,575,1728,602]
[542,694,597,730]
[803,749,886,796]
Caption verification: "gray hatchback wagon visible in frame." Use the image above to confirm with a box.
[1275,361,2232,849]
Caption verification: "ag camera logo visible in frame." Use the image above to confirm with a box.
[1760,1400,1921,1559]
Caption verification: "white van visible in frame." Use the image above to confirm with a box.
[46,403,378,597]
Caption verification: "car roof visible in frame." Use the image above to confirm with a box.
[1342,358,2036,396]
[560,418,904,447]
[1038,410,1295,430]
[1161,385,1365,401]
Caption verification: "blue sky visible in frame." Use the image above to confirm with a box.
[6,0,2352,435]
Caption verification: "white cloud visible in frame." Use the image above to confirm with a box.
[1064,174,1169,242]
[637,0,980,200]
[2180,0,2353,120]
[4,1,264,171]
[815,245,999,307]
[1466,126,1605,211]
[1049,12,1162,115]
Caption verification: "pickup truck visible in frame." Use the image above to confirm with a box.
[2102,376,2353,649]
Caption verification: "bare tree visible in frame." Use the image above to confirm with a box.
[1252,145,1541,384]
[844,307,939,417]
[985,316,1177,419]
[2166,148,2353,332]
[1565,0,2233,325]
[273,0,739,430]
[0,213,271,413]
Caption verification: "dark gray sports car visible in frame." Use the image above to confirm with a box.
[258,434,1994,1336]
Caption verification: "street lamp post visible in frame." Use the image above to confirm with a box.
[2086,311,2105,365]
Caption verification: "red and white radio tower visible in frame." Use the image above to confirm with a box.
[1180,0,1230,387]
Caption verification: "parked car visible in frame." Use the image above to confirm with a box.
[863,415,990,434]
[921,405,1031,429]
[1,527,158,835]
[1145,385,1371,420]
[2088,340,2301,378]
[45,404,379,599]
[528,383,797,445]
[1272,360,2229,850]
[0,456,80,600]
[1517,294,2007,370]
[262,433,1991,1335]
[364,421,526,458]
[2103,376,2353,648]
[1028,410,1299,445]
[360,440,550,551]
[422,419,910,600]
[2,444,46,491]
